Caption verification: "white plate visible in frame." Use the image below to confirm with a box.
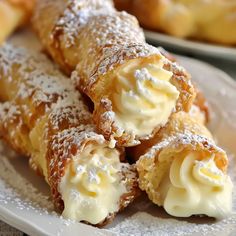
[145,30,236,61]
[1,33,236,236]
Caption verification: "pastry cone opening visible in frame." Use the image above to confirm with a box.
[59,141,128,225]
[108,56,180,141]
[137,142,233,219]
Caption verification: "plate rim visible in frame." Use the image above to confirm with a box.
[0,206,50,236]
[176,54,236,89]
[145,30,236,61]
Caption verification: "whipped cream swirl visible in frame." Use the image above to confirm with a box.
[60,144,126,224]
[112,59,179,137]
[160,152,233,219]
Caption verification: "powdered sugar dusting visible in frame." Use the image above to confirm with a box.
[0,44,140,227]
[141,132,225,165]
[1,30,235,234]
[54,0,116,48]
[0,44,110,215]
[107,211,236,236]
[32,0,194,147]
[1,138,236,235]
[106,152,236,236]
[0,142,83,235]
[0,142,54,212]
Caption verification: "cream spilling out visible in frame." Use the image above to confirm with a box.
[159,152,233,219]
[59,144,126,225]
[112,57,180,138]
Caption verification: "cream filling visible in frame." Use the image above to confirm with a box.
[112,59,179,137]
[59,144,126,224]
[159,152,233,219]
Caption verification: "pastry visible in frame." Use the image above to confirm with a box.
[114,0,236,45]
[135,111,233,219]
[0,0,34,44]
[191,85,209,124]
[157,48,209,124]
[0,44,139,226]
[127,83,209,162]
[32,0,196,147]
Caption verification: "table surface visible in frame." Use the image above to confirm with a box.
[1,49,235,235]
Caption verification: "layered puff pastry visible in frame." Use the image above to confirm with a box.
[114,0,236,45]
[134,111,233,219]
[0,44,140,226]
[0,0,34,44]
[32,0,196,147]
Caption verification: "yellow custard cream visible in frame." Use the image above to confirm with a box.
[59,144,126,224]
[160,152,233,219]
[112,59,180,137]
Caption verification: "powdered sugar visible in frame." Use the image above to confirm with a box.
[103,99,236,235]
[0,44,81,104]
[0,142,85,235]
[32,0,194,148]
[1,141,235,235]
[0,44,115,217]
[0,142,54,212]
[105,152,236,236]
[1,18,236,236]
[142,132,224,162]
[54,0,116,48]
[107,211,236,236]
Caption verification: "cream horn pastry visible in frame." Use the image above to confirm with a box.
[135,111,233,219]
[0,0,35,44]
[0,44,140,226]
[32,0,196,147]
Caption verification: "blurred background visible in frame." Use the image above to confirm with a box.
[114,0,236,79]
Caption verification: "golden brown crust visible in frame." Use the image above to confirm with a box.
[135,111,228,205]
[0,102,31,156]
[193,84,210,123]
[128,111,212,162]
[90,48,196,146]
[0,44,139,226]
[33,0,132,75]
[33,0,196,147]
[154,48,209,124]
[137,134,228,205]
